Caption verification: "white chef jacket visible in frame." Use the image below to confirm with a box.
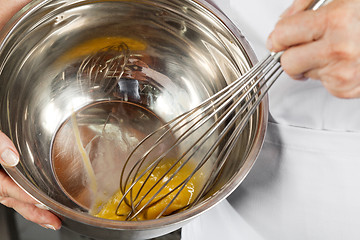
[182,0,360,239]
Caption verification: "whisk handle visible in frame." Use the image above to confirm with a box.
[306,0,332,11]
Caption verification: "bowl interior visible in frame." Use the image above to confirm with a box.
[0,0,263,235]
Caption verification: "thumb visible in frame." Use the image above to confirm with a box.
[0,131,19,167]
[0,0,32,30]
[281,0,314,17]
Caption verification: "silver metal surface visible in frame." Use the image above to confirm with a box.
[0,0,266,239]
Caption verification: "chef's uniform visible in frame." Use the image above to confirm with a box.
[182,0,360,239]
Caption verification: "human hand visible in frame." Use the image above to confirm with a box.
[0,0,61,230]
[0,132,62,230]
[0,0,33,30]
[266,0,360,98]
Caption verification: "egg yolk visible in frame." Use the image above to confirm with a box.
[58,36,146,63]
[94,160,202,221]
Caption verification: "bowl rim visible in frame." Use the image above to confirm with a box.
[0,0,267,231]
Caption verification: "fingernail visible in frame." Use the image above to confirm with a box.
[42,224,57,231]
[35,203,50,210]
[293,74,309,81]
[1,149,19,167]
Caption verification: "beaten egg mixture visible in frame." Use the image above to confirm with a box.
[94,160,202,220]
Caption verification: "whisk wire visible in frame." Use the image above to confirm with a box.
[190,59,283,205]
[116,53,284,220]
[183,62,280,204]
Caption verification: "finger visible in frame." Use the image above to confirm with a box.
[0,0,32,30]
[281,0,314,18]
[0,197,61,230]
[0,169,36,203]
[0,131,19,167]
[280,39,329,78]
[306,60,360,99]
[0,170,62,230]
[267,9,327,52]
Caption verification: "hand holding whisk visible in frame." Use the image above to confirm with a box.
[114,0,330,221]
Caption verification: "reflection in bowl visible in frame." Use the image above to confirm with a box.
[0,0,266,239]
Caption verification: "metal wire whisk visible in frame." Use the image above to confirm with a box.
[115,0,329,221]
[115,51,282,221]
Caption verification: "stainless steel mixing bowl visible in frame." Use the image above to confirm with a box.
[0,0,267,239]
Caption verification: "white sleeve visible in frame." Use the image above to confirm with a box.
[181,200,264,240]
